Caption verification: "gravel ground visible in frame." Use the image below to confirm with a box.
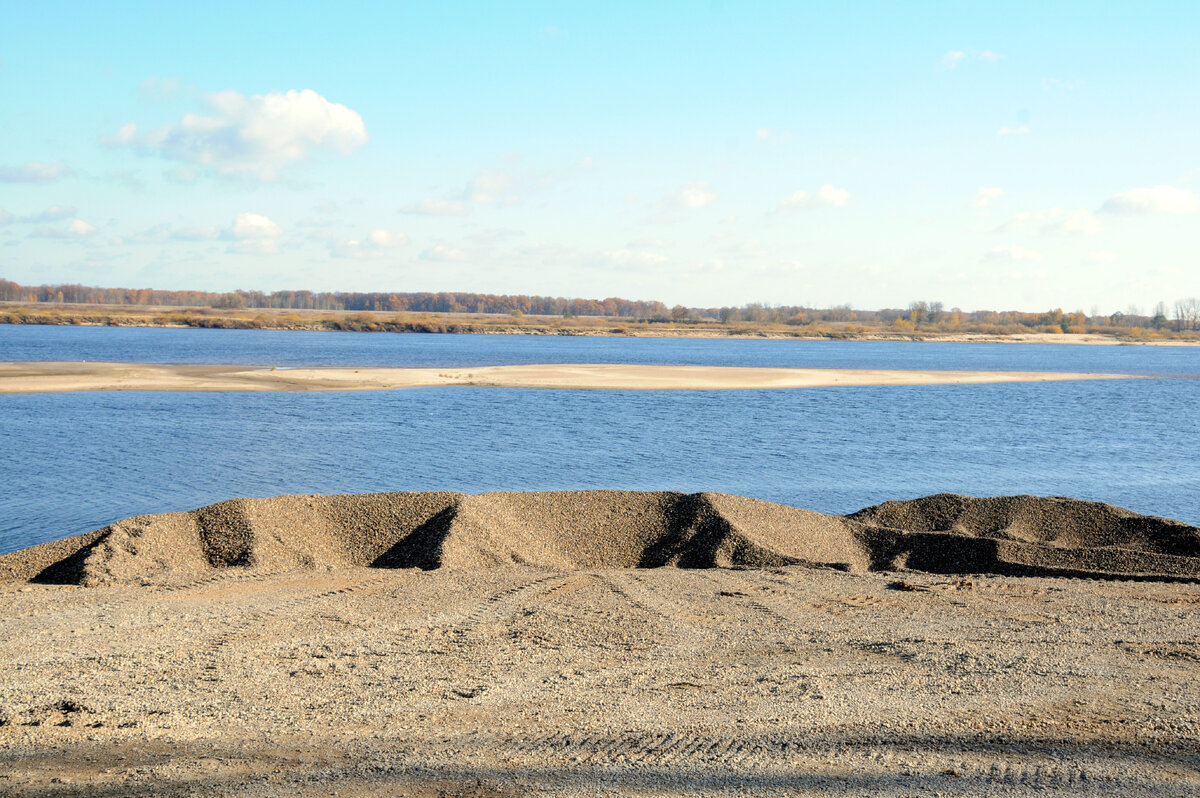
[1,565,1198,795]
[1,491,1197,795]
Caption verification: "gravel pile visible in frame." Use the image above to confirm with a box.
[849,493,1200,578]
[2,490,1197,585]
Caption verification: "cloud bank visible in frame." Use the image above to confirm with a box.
[778,185,851,211]
[108,89,367,179]
[1101,185,1197,215]
[0,162,73,183]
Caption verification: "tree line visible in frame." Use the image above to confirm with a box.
[0,279,670,319]
[1,277,1198,332]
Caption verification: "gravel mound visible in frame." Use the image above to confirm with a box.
[2,491,1197,585]
[849,493,1200,579]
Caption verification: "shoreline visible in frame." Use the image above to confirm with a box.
[3,306,1199,346]
[0,361,1139,393]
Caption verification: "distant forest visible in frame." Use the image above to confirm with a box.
[2,277,1198,333]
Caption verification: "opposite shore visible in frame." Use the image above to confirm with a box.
[3,302,1199,345]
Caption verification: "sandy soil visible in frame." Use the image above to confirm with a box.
[1,566,1197,796]
[903,332,1200,346]
[0,361,1136,393]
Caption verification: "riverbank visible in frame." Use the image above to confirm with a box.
[3,303,1198,345]
[0,361,1137,393]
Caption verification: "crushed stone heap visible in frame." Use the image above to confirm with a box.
[2,491,1197,585]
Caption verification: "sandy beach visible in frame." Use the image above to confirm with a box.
[0,361,1137,393]
[1,490,1198,796]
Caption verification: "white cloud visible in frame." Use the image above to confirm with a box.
[1101,185,1198,215]
[943,49,1003,69]
[465,169,524,205]
[402,198,469,216]
[102,122,139,147]
[723,238,768,258]
[67,219,96,237]
[0,209,12,226]
[984,244,1042,262]
[1053,209,1103,235]
[20,205,78,223]
[228,212,282,239]
[0,161,73,183]
[669,182,717,209]
[754,128,791,143]
[942,50,966,69]
[972,187,1004,208]
[368,229,400,248]
[30,219,97,239]
[219,213,281,254]
[139,76,180,100]
[999,208,1102,236]
[332,228,407,259]
[997,125,1031,137]
[778,184,851,211]
[113,89,367,179]
[420,244,466,262]
[816,184,851,206]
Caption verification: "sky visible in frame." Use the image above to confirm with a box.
[0,1,1197,313]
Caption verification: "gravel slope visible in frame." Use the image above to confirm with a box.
[2,491,1198,585]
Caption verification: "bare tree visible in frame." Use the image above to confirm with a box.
[1175,298,1200,331]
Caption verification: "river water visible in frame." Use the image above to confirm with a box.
[2,325,1197,553]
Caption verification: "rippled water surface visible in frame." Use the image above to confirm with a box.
[2,326,1198,553]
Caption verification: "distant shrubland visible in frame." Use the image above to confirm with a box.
[1,278,1197,341]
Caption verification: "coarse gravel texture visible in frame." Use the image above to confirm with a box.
[1,491,1198,795]
[2,491,1198,586]
[1,566,1198,795]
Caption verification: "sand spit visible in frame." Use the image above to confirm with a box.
[3,490,1197,586]
[0,360,1137,393]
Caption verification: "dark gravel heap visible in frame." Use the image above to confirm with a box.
[2,491,1197,585]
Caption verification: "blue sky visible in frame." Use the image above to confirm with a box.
[1,1,1197,312]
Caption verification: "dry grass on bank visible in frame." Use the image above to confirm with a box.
[4,302,1199,344]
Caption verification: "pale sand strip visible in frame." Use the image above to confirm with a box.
[0,361,1136,393]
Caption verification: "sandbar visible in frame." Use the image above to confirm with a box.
[0,361,1136,393]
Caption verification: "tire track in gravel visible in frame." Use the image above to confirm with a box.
[502,730,1099,786]
[194,569,400,683]
[600,571,725,644]
[445,571,567,648]
[971,759,1092,789]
